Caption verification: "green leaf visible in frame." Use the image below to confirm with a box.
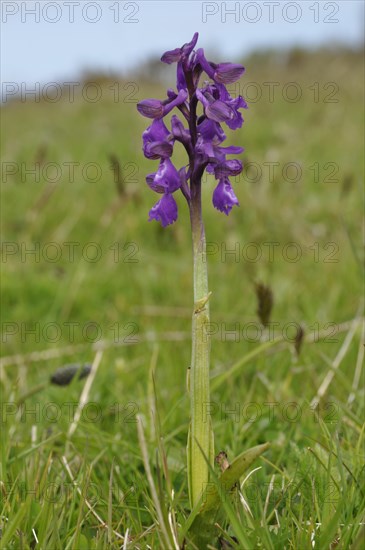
[183,443,270,548]
[202,442,270,513]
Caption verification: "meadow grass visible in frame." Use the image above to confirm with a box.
[1,48,364,549]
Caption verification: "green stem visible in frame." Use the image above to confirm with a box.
[188,185,214,508]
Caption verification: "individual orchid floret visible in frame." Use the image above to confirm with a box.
[147,158,182,226]
[196,48,245,84]
[161,32,198,67]
[195,119,243,175]
[196,88,234,125]
[214,159,243,178]
[197,85,247,130]
[137,89,188,119]
[142,119,173,160]
[213,176,239,215]
[197,118,226,144]
[149,194,178,227]
[161,33,199,91]
[146,157,181,194]
[215,84,248,130]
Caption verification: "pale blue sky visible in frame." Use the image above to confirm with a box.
[1,1,364,85]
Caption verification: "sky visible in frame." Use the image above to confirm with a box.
[1,1,364,86]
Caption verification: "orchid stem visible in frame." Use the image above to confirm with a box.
[188,182,214,508]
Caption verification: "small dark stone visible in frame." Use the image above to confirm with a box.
[50,363,91,386]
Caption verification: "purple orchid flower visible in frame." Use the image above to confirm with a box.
[215,83,248,130]
[160,32,199,66]
[195,118,244,175]
[142,119,173,160]
[196,84,247,130]
[147,158,183,227]
[149,194,178,227]
[195,48,245,84]
[137,33,247,225]
[213,176,240,215]
[137,89,188,119]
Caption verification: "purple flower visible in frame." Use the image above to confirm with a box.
[149,194,178,227]
[195,119,243,174]
[196,88,233,124]
[147,158,181,194]
[137,89,188,119]
[147,158,182,226]
[143,119,173,160]
[137,33,247,225]
[216,84,248,130]
[214,63,246,84]
[137,98,164,119]
[214,159,243,178]
[207,100,236,125]
[194,119,224,167]
[161,33,199,91]
[213,177,239,215]
[161,32,198,66]
[197,85,247,130]
[196,49,245,84]
[197,118,226,144]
